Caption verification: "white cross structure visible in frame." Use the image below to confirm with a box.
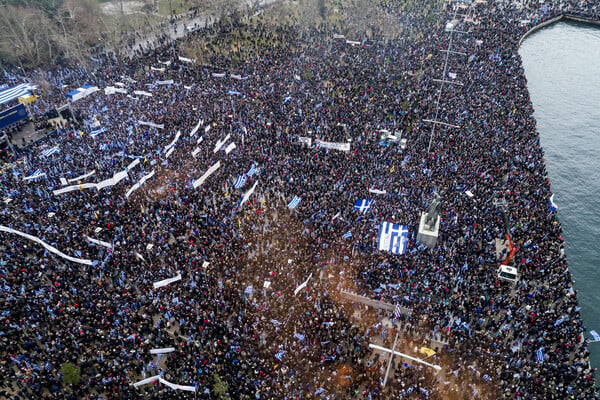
[369,338,441,387]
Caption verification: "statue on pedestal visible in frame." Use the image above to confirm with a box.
[424,193,441,230]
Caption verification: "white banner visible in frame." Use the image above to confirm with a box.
[164,131,181,153]
[23,172,46,181]
[213,134,231,153]
[193,161,221,189]
[133,375,160,387]
[159,60,171,66]
[230,74,248,80]
[126,159,140,171]
[53,183,97,195]
[158,79,174,85]
[150,66,165,72]
[239,182,258,208]
[153,273,182,289]
[298,136,312,146]
[294,273,313,296]
[150,347,176,354]
[369,188,387,195]
[138,121,164,129]
[133,90,153,97]
[0,225,93,265]
[159,377,196,392]
[212,72,226,78]
[125,170,155,198]
[67,170,96,183]
[86,235,113,249]
[190,119,203,136]
[225,142,236,154]
[315,139,350,152]
[165,147,175,159]
[178,56,194,63]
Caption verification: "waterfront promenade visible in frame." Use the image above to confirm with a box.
[0,0,599,399]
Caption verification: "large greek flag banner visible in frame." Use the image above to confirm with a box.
[377,222,408,255]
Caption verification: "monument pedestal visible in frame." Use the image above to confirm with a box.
[417,212,440,249]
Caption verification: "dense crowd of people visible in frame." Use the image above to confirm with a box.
[0,0,599,399]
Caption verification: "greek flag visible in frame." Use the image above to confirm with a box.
[244,285,253,296]
[590,330,600,342]
[234,175,247,189]
[99,143,108,151]
[354,199,373,213]
[41,146,60,157]
[549,194,557,212]
[283,95,292,104]
[293,333,305,342]
[274,350,285,361]
[377,222,408,255]
[394,304,402,319]
[342,230,352,239]
[246,164,259,177]
[90,127,106,137]
[536,346,545,363]
[554,317,565,327]
[288,196,302,209]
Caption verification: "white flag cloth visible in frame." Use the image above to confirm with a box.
[165,147,175,159]
[239,182,258,208]
[190,119,203,136]
[125,170,155,198]
[369,188,387,195]
[23,172,47,181]
[590,330,600,342]
[150,347,176,354]
[67,170,96,183]
[133,375,160,387]
[133,90,153,97]
[153,273,182,289]
[164,130,181,153]
[138,121,164,129]
[178,56,194,63]
[0,225,93,265]
[158,377,196,392]
[465,190,474,198]
[86,236,113,249]
[213,134,231,153]
[53,183,97,195]
[126,159,140,171]
[60,177,68,186]
[225,142,236,154]
[191,147,201,157]
[294,273,313,296]
[193,161,221,189]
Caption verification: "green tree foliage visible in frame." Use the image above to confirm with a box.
[213,373,231,400]
[61,362,81,386]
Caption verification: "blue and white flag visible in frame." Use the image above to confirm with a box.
[294,333,305,342]
[41,146,60,157]
[288,196,302,210]
[536,346,545,363]
[99,143,108,151]
[354,199,373,213]
[244,285,253,296]
[554,317,565,327]
[590,330,600,342]
[377,222,408,255]
[234,175,247,189]
[274,350,285,361]
[283,95,292,104]
[394,304,402,319]
[90,127,106,137]
[342,230,352,239]
[246,164,259,177]
[549,194,557,212]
